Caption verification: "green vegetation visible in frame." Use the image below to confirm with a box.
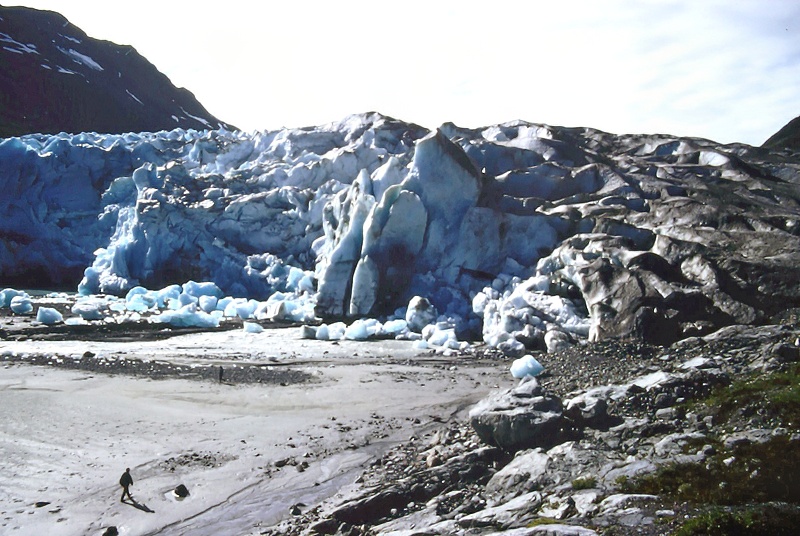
[618,363,800,533]
[625,436,800,505]
[527,517,559,527]
[571,477,597,490]
[674,504,800,536]
[696,363,800,428]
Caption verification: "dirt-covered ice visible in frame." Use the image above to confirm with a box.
[0,326,513,535]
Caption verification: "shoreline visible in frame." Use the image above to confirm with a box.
[0,325,513,535]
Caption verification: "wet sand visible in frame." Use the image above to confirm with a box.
[0,325,514,535]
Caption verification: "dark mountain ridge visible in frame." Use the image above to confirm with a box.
[763,114,800,152]
[0,5,233,136]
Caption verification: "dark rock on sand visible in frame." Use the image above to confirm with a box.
[469,377,578,452]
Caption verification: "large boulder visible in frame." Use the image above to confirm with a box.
[469,378,578,452]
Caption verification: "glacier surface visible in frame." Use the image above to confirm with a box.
[2,112,800,351]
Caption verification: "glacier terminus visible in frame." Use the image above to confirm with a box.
[2,112,800,354]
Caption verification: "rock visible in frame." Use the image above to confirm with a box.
[563,394,617,430]
[457,491,542,528]
[653,432,706,457]
[539,497,577,520]
[595,493,658,527]
[597,493,658,512]
[602,460,658,486]
[173,484,190,498]
[101,528,119,536]
[309,518,340,535]
[425,449,443,468]
[654,407,677,421]
[525,524,599,535]
[486,449,552,503]
[545,329,572,353]
[469,378,577,452]
[571,490,601,517]
[723,428,774,449]
[679,356,713,370]
[480,526,598,535]
[229,316,800,536]
[274,457,292,468]
[653,392,675,408]
[332,489,410,526]
[772,342,800,363]
[405,296,438,333]
[300,325,318,339]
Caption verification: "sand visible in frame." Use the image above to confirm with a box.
[0,327,513,535]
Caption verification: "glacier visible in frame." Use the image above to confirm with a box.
[2,112,800,351]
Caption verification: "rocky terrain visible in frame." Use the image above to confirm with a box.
[262,318,800,536]
[0,6,232,137]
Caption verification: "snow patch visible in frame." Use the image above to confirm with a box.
[0,32,38,54]
[180,107,212,129]
[126,89,144,105]
[58,46,103,71]
[59,33,82,44]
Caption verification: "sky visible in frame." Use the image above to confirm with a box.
[8,0,800,145]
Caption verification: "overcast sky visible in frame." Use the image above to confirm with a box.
[10,0,800,145]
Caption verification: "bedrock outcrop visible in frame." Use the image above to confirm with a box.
[265,322,800,535]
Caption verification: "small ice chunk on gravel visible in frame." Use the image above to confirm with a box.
[243,321,264,333]
[10,295,33,315]
[510,354,544,378]
[36,307,63,324]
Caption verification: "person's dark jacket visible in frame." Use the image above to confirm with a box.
[120,471,133,488]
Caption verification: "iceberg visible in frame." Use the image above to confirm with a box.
[10,295,33,314]
[243,321,264,334]
[71,296,110,320]
[151,302,220,329]
[0,288,28,308]
[36,306,63,324]
[510,354,545,379]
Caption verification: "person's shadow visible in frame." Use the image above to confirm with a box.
[122,498,155,513]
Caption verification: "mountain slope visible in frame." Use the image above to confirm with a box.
[0,6,233,136]
[763,114,800,151]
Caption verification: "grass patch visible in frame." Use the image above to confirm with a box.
[624,436,800,505]
[697,363,800,428]
[527,517,559,527]
[571,477,597,490]
[674,503,800,536]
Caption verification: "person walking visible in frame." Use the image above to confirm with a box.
[119,468,134,503]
